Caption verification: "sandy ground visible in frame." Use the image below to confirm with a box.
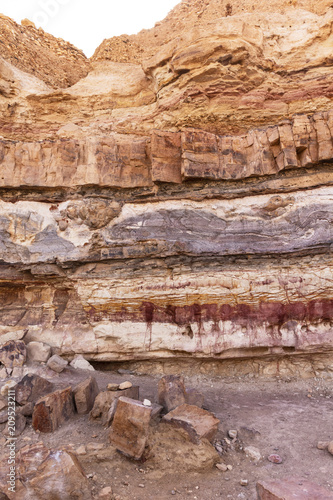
[1,365,333,500]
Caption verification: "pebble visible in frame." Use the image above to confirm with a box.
[244,445,261,462]
[119,381,132,390]
[216,463,228,472]
[215,444,223,453]
[240,479,248,486]
[268,454,283,464]
[226,465,233,471]
[143,399,152,406]
[87,473,94,479]
[138,484,145,488]
[107,383,119,391]
[76,445,87,455]
[228,430,238,439]
[171,490,176,495]
[317,441,329,450]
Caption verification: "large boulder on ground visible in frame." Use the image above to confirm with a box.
[109,396,152,460]
[256,478,333,499]
[26,342,51,363]
[15,374,54,405]
[90,385,139,426]
[32,386,75,433]
[162,404,220,444]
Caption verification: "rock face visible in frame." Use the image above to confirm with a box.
[0,0,333,376]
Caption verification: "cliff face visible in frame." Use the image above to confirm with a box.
[0,2,333,376]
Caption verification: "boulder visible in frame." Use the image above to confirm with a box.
[90,386,139,426]
[73,376,99,414]
[70,355,95,371]
[109,397,152,460]
[26,342,51,363]
[162,404,219,444]
[19,446,92,500]
[32,386,75,433]
[47,354,68,373]
[0,341,26,368]
[257,479,333,499]
[15,374,54,405]
[158,375,186,412]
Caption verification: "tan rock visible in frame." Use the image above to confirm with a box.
[162,404,220,444]
[158,375,186,412]
[28,450,92,499]
[119,381,132,390]
[107,383,119,391]
[256,478,333,499]
[26,342,51,363]
[15,374,54,405]
[109,397,152,460]
[328,441,333,455]
[47,354,68,373]
[70,355,95,371]
[73,376,99,414]
[32,386,75,433]
[98,486,113,500]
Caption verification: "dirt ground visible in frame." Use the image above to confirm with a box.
[1,365,333,500]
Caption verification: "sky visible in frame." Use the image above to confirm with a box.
[0,0,180,57]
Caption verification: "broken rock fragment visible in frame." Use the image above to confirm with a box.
[26,341,51,363]
[73,376,99,414]
[15,373,54,405]
[158,375,186,412]
[32,386,75,433]
[90,385,139,426]
[0,340,26,368]
[162,404,219,444]
[70,354,95,371]
[109,396,152,460]
[256,478,333,499]
[47,354,68,373]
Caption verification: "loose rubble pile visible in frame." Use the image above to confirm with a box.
[0,339,332,499]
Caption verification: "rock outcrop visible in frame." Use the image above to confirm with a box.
[0,0,333,377]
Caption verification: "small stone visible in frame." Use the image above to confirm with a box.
[0,340,26,368]
[143,399,152,406]
[171,490,176,495]
[0,380,16,397]
[107,383,119,391]
[226,465,233,471]
[47,354,68,373]
[328,441,333,455]
[86,442,104,452]
[27,342,51,363]
[138,484,145,488]
[228,430,237,439]
[244,445,261,463]
[317,441,329,450]
[215,444,223,453]
[268,454,283,464]
[75,445,87,455]
[70,355,95,371]
[216,463,228,472]
[119,381,132,390]
[118,369,133,375]
[98,486,113,500]
[240,479,248,486]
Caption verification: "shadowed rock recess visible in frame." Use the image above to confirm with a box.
[0,0,333,377]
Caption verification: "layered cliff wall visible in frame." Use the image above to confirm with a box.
[0,2,333,376]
